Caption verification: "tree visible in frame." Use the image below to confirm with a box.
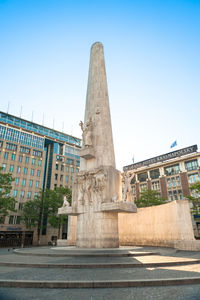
[21,187,72,242]
[186,181,200,215]
[135,189,167,208]
[0,168,16,221]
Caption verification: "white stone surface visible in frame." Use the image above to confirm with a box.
[119,200,196,249]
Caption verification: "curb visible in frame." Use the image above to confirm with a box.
[13,250,160,257]
[1,277,200,288]
[0,259,200,269]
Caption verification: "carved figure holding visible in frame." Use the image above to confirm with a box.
[79,118,93,148]
[123,172,135,202]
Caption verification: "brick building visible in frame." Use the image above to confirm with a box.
[123,145,200,236]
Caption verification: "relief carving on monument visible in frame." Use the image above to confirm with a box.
[122,171,135,202]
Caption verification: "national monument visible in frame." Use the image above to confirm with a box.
[58,42,136,248]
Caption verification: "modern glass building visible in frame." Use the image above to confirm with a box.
[0,111,81,246]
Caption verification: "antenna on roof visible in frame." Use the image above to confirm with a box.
[31,111,34,122]
[7,102,10,114]
[20,106,22,118]
[62,122,64,132]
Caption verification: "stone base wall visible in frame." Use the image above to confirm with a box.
[119,200,195,247]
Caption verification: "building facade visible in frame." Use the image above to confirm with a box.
[0,111,81,246]
[123,145,200,236]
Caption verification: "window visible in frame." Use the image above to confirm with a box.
[71,167,74,173]
[185,159,198,171]
[61,164,64,171]
[76,168,79,173]
[138,173,147,182]
[38,160,42,166]
[25,157,29,164]
[4,152,8,159]
[152,181,160,190]
[65,175,69,182]
[9,216,14,224]
[11,153,16,161]
[164,164,180,176]
[167,176,181,188]
[76,160,80,166]
[17,166,21,174]
[2,163,6,171]
[67,158,74,165]
[15,178,19,185]
[56,164,59,170]
[140,183,147,191]
[65,166,69,172]
[20,190,25,198]
[29,180,33,187]
[150,169,160,179]
[6,142,17,151]
[33,149,42,157]
[20,146,30,154]
[16,216,21,224]
[55,174,58,180]
[37,170,40,177]
[60,175,63,181]
[22,179,26,186]
[30,169,34,176]
[34,192,38,198]
[18,203,23,210]
[9,165,14,172]
[24,167,28,175]
[35,181,39,188]
[12,190,18,197]
[18,155,23,162]
[32,158,36,165]
[27,191,31,199]
[71,176,73,182]
[188,173,200,184]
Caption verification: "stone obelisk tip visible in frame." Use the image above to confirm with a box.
[91,42,103,50]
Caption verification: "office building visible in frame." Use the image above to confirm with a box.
[0,111,81,246]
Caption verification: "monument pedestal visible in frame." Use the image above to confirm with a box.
[76,211,119,248]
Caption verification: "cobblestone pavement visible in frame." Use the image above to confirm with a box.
[0,286,200,300]
[1,246,200,299]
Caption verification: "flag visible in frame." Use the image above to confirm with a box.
[170,140,177,148]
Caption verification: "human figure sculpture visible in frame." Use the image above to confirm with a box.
[62,195,70,207]
[123,172,135,202]
[79,118,93,147]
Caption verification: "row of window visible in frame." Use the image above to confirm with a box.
[0,112,81,146]
[132,173,200,195]
[56,155,80,166]
[54,174,73,182]
[55,164,79,173]
[0,124,44,149]
[133,159,199,182]
[2,163,41,176]
[12,190,38,199]
[14,178,40,188]
[2,152,42,165]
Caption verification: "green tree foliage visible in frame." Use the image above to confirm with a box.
[0,168,16,219]
[135,189,167,208]
[186,181,200,215]
[21,187,72,239]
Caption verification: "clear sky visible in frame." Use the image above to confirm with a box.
[0,0,199,170]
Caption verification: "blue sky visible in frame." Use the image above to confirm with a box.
[0,0,199,170]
